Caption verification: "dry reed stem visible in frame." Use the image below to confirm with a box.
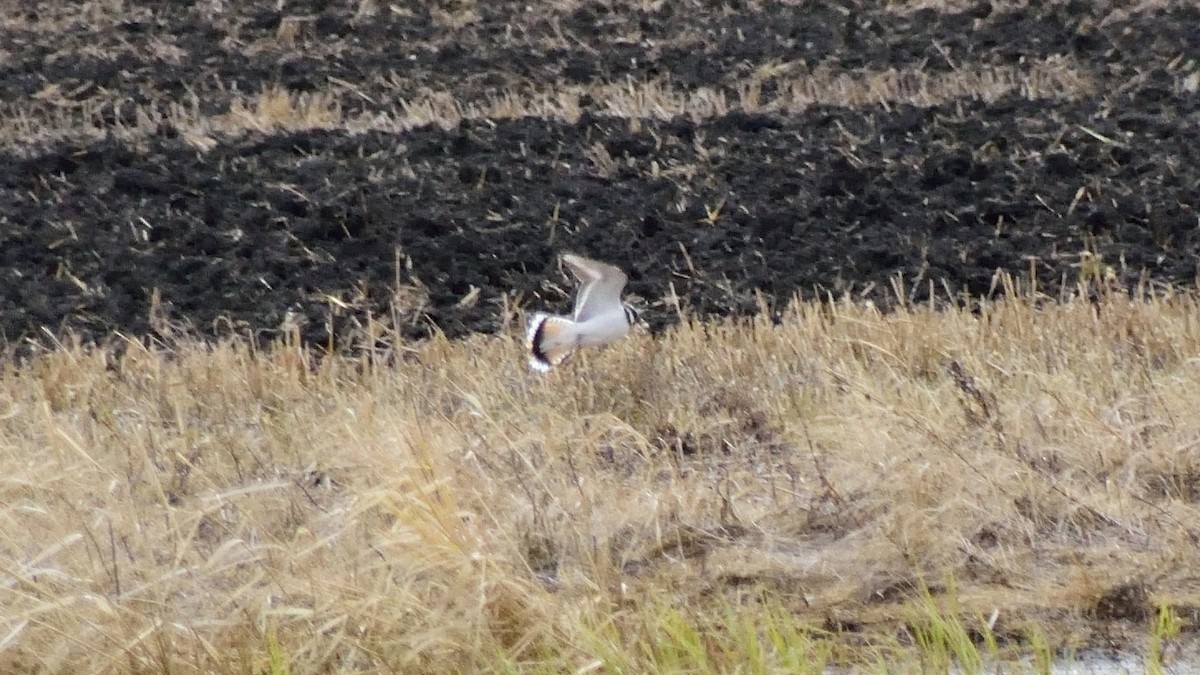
[2,287,1199,670]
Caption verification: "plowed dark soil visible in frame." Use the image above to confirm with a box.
[2,0,1199,348]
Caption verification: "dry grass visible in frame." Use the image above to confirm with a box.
[0,59,1097,152]
[2,279,1199,671]
[0,0,1121,152]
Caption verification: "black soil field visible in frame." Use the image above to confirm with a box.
[2,0,1199,348]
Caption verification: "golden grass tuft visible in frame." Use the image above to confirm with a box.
[2,283,1200,671]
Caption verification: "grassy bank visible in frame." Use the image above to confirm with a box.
[2,281,1198,672]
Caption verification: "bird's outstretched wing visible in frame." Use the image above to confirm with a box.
[561,253,628,322]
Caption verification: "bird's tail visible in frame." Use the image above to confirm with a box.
[526,314,578,371]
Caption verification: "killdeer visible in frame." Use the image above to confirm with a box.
[526,253,637,371]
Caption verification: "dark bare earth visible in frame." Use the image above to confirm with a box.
[1,0,1199,349]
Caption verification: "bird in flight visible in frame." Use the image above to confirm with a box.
[526,253,637,371]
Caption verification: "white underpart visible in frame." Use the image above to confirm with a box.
[571,308,631,347]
